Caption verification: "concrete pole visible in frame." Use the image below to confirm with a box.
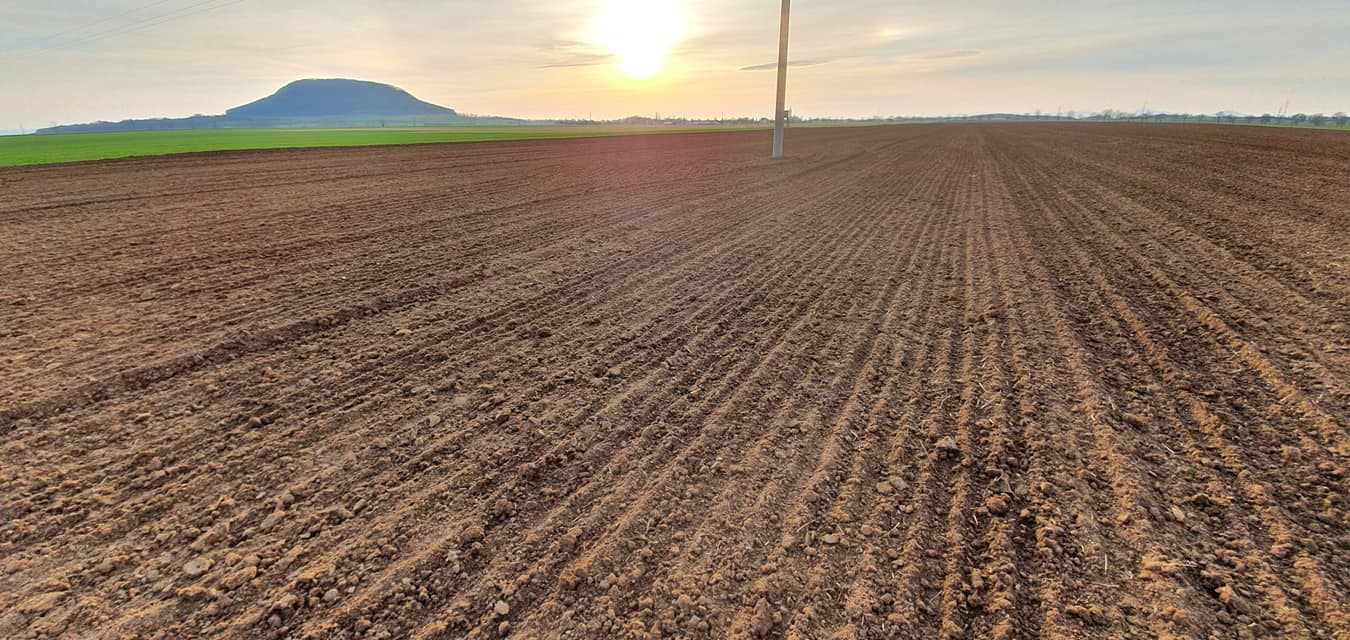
[772,0,790,158]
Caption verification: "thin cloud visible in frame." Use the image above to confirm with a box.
[739,59,829,72]
[538,60,606,69]
[534,38,613,69]
[924,49,982,59]
[537,53,614,69]
[536,38,590,51]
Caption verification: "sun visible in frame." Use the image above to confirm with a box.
[593,0,684,80]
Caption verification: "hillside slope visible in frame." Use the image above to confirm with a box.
[226,79,456,119]
[37,79,518,133]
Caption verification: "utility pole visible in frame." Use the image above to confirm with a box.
[772,0,790,158]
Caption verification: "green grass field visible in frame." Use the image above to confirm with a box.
[0,126,766,168]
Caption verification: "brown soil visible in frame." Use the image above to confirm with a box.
[1,124,1347,640]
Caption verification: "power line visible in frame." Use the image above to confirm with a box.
[78,0,248,44]
[8,0,250,61]
[16,0,181,49]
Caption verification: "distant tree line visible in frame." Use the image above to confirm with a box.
[554,115,784,126]
[554,111,1348,129]
[1078,110,1347,128]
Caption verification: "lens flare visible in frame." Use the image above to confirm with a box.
[593,0,683,79]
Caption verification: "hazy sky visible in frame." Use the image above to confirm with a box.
[2,0,1347,130]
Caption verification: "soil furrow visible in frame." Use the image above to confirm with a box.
[3,123,1346,640]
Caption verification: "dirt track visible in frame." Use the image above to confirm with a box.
[1,124,1347,640]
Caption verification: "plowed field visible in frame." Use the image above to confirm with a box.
[2,124,1347,640]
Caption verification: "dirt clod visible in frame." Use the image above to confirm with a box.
[985,495,1010,515]
[183,557,213,578]
[259,510,285,532]
[19,591,66,615]
[750,597,775,636]
[460,524,486,545]
[220,566,257,590]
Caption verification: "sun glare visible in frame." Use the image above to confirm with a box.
[593,0,684,80]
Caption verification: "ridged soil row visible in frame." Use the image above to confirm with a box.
[814,153,1004,640]
[465,141,947,640]
[826,226,957,640]
[1007,129,1348,427]
[1004,136,1252,640]
[990,144,1320,638]
[1002,127,1349,352]
[0,132,795,393]
[964,157,1068,640]
[1067,181,1349,426]
[2,133,881,500]
[92,197,820,637]
[928,131,1021,640]
[0,136,842,604]
[1040,130,1348,317]
[878,264,962,632]
[0,130,764,224]
[1063,179,1347,446]
[993,136,1347,635]
[10,134,842,402]
[1017,125,1349,224]
[836,138,981,638]
[514,205,908,638]
[241,139,912,634]
[147,137,853,372]
[3,168,513,288]
[0,141,554,214]
[0,168,548,373]
[5,139,907,634]
[0,132,762,234]
[1014,132,1348,491]
[993,129,1347,435]
[989,143,1195,638]
[1026,130,1344,453]
[5,130,811,273]
[292,152,907,637]
[598,136,970,640]
[835,135,993,640]
[0,141,793,413]
[1,151,792,548]
[762,164,968,640]
[5,125,1347,640]
[651,170,956,630]
[1060,223,1347,634]
[927,141,1029,640]
[1012,168,1350,628]
[973,177,1080,639]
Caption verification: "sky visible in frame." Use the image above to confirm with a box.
[1,0,1347,131]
